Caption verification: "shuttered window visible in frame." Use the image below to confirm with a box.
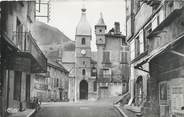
[16,18,23,50]
[102,51,110,63]
[130,40,135,60]
[135,36,140,57]
[144,23,152,51]
[121,51,128,64]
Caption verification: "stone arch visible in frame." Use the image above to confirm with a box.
[79,80,88,100]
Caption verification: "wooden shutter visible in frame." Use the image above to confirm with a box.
[121,52,128,64]
[103,51,110,63]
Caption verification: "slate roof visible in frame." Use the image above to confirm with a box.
[47,59,68,73]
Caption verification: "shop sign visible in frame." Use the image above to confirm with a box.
[9,56,31,72]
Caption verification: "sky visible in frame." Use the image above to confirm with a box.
[39,0,126,51]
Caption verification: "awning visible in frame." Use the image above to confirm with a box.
[135,33,184,69]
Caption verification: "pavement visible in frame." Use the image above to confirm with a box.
[7,109,35,117]
[114,104,138,117]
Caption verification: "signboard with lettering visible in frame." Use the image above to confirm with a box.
[9,56,31,72]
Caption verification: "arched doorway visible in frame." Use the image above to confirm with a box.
[80,80,88,100]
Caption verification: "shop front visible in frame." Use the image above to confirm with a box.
[1,32,47,115]
[148,35,184,117]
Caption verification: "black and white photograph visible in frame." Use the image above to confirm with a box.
[0,0,184,117]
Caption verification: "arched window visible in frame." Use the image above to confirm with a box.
[81,38,85,45]
[82,69,86,75]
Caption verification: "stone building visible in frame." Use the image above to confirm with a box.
[61,50,76,102]
[0,1,47,117]
[31,59,69,102]
[125,0,184,117]
[46,60,69,102]
[32,73,48,102]
[95,14,129,99]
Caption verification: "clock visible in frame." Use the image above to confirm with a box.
[81,49,86,55]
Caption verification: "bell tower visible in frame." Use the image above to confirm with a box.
[95,13,106,77]
[75,7,91,101]
[95,13,106,45]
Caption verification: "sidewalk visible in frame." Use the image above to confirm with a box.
[114,104,138,117]
[8,109,35,117]
[113,92,140,117]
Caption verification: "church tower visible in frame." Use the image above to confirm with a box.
[95,13,106,78]
[75,7,92,101]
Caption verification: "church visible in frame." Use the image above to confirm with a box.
[64,7,129,102]
[74,7,97,101]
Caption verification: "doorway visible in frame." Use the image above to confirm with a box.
[26,74,30,103]
[80,80,88,100]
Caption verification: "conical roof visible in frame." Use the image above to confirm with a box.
[96,13,106,26]
[76,7,91,36]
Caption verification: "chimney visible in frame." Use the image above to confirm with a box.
[114,22,120,35]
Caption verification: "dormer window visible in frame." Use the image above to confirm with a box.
[82,38,86,45]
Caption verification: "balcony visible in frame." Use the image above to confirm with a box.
[97,74,125,83]
[13,32,47,73]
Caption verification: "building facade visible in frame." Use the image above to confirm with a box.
[61,50,76,102]
[32,73,48,102]
[0,1,47,117]
[95,14,129,99]
[126,0,184,117]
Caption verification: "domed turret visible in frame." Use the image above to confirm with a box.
[76,7,91,36]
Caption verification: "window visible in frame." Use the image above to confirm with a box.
[159,7,164,23]
[159,82,167,101]
[81,38,85,45]
[130,40,135,60]
[139,31,144,54]
[120,51,128,64]
[14,71,22,101]
[91,67,96,77]
[123,83,126,87]
[152,15,160,30]
[83,61,85,65]
[56,79,59,87]
[102,51,110,63]
[144,23,152,50]
[99,29,102,32]
[16,18,23,50]
[103,69,111,78]
[82,69,86,76]
[135,36,140,57]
